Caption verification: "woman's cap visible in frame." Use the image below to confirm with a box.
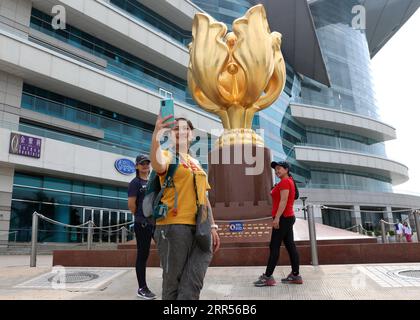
[136,154,150,165]
[271,161,290,170]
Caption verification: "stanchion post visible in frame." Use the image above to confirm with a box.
[121,227,127,244]
[30,212,39,267]
[87,220,93,250]
[300,196,308,220]
[414,210,420,243]
[380,220,387,244]
[307,204,319,266]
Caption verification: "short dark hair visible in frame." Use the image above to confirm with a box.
[174,117,194,130]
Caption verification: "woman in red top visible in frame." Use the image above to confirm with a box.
[254,161,303,286]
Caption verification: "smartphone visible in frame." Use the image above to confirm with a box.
[160,98,175,128]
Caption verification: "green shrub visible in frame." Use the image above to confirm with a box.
[388,230,395,236]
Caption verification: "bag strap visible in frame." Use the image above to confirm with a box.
[153,154,179,209]
[162,154,179,188]
[193,169,210,225]
[192,171,199,211]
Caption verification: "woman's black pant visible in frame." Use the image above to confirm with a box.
[265,215,300,277]
[134,222,154,289]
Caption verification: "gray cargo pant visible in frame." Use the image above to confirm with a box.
[154,224,213,300]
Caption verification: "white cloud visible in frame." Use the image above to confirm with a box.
[371,10,420,196]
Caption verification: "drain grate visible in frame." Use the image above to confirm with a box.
[397,270,420,279]
[359,265,420,288]
[48,271,99,284]
[15,268,129,291]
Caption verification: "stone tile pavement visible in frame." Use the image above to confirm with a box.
[0,255,419,300]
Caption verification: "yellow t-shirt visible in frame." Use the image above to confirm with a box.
[157,150,211,225]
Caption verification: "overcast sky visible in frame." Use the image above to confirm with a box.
[371,9,420,196]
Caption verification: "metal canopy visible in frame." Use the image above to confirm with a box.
[253,0,331,87]
[362,0,420,57]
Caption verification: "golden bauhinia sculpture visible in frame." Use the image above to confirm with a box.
[187,4,286,147]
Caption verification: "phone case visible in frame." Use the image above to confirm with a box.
[160,99,175,128]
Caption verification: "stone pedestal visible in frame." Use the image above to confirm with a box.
[208,145,274,243]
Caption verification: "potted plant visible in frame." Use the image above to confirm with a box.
[388,230,396,243]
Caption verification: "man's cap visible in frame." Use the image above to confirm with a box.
[136,154,150,165]
[271,161,290,170]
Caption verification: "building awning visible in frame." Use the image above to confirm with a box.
[362,0,419,58]
[255,0,419,86]
[253,0,331,87]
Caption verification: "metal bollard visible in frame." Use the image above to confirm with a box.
[380,220,387,244]
[300,196,308,220]
[415,210,420,243]
[121,227,127,244]
[87,220,93,250]
[307,204,319,266]
[30,212,39,267]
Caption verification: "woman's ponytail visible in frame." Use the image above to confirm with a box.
[289,174,300,200]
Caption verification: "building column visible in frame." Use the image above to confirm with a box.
[383,206,393,222]
[0,0,30,247]
[351,205,362,226]
[0,71,23,248]
[0,167,14,247]
[313,204,323,224]
[0,70,23,131]
[0,0,29,130]
[383,206,393,232]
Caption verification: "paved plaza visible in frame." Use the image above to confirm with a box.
[0,255,419,300]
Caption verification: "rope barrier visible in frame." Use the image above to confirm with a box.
[0,230,18,235]
[345,224,366,231]
[34,212,134,230]
[320,205,419,214]
[34,205,419,231]
[100,226,128,234]
[380,214,412,225]
[215,216,273,223]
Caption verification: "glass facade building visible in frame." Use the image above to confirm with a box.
[30,8,196,108]
[109,0,192,46]
[11,172,132,243]
[21,84,154,157]
[0,0,416,243]
[29,0,401,211]
[300,0,393,192]
[300,0,380,119]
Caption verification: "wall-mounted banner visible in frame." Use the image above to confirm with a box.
[9,133,42,159]
[114,158,136,175]
[229,221,244,232]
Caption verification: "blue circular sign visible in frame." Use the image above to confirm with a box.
[114,158,136,175]
[229,222,244,232]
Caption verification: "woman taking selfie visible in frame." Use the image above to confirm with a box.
[150,114,220,300]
